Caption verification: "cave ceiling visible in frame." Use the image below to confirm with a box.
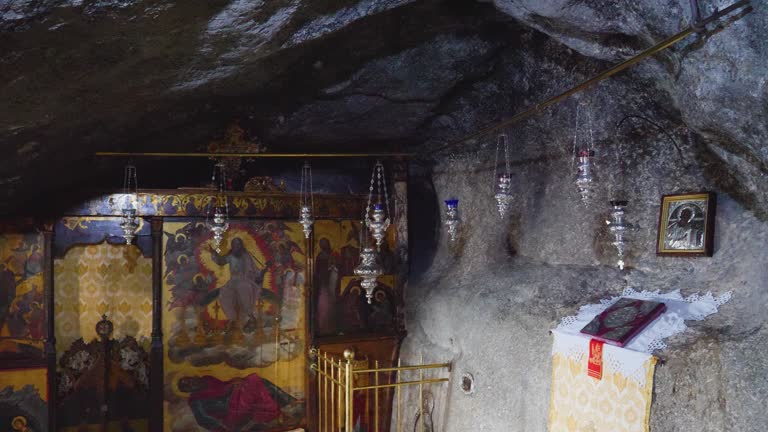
[0,0,765,216]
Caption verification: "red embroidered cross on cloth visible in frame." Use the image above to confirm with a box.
[587,339,604,380]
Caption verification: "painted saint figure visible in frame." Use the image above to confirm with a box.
[665,204,705,250]
[0,263,16,334]
[23,245,42,280]
[179,373,300,431]
[211,238,269,331]
[8,285,43,339]
[314,238,338,335]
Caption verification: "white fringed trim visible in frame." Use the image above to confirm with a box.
[552,289,731,386]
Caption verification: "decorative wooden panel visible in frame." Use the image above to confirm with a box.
[162,220,309,432]
[57,335,150,431]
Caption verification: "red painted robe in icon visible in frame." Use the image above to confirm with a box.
[188,374,280,430]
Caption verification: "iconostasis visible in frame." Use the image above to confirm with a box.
[0,177,408,432]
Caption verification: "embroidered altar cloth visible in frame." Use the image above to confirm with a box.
[548,288,731,432]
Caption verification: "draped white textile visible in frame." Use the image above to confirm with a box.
[551,288,731,386]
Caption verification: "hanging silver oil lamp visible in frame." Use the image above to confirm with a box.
[493,134,513,219]
[572,99,598,206]
[365,161,391,249]
[120,208,139,244]
[354,246,383,304]
[575,150,596,204]
[605,200,635,270]
[119,165,140,244]
[206,161,230,253]
[494,174,512,219]
[444,199,460,242]
[368,203,390,247]
[298,161,315,239]
[299,206,313,239]
[209,207,229,253]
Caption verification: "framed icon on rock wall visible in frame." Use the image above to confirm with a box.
[656,192,716,256]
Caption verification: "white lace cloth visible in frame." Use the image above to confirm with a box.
[551,288,732,386]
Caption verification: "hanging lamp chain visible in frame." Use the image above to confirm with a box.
[300,160,309,208]
[122,164,138,209]
[365,162,376,222]
[493,133,511,184]
[379,161,390,218]
[309,161,314,213]
[503,134,510,175]
[217,161,229,214]
[586,104,596,153]
[493,136,500,192]
[207,160,230,220]
[571,101,582,170]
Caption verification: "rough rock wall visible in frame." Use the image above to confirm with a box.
[402,154,768,431]
[487,0,768,217]
[399,2,768,431]
[1,1,765,216]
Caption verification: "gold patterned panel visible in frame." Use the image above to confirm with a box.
[548,353,656,432]
[54,243,152,353]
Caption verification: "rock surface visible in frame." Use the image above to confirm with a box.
[1,1,767,430]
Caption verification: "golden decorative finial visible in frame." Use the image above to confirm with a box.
[343,348,356,361]
[207,122,267,184]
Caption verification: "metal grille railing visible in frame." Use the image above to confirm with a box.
[311,348,450,432]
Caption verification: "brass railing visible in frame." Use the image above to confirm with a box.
[311,348,451,432]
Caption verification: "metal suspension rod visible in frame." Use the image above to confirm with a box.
[95,151,413,158]
[427,0,751,157]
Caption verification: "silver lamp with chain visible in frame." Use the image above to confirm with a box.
[444,199,460,242]
[206,161,230,253]
[119,165,140,244]
[605,115,643,270]
[354,241,383,304]
[605,200,635,270]
[298,161,315,239]
[364,161,391,249]
[493,134,513,218]
[572,99,598,205]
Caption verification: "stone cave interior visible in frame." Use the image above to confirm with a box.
[0,1,766,431]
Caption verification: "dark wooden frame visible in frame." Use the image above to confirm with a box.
[656,191,716,257]
[150,217,164,432]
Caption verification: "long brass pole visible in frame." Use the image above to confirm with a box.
[375,360,380,432]
[319,353,325,432]
[353,378,450,391]
[354,362,452,374]
[429,0,751,156]
[419,354,424,432]
[95,151,414,158]
[345,353,354,432]
[396,358,402,432]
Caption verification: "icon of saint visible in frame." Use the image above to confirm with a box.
[211,237,269,331]
[665,204,705,250]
